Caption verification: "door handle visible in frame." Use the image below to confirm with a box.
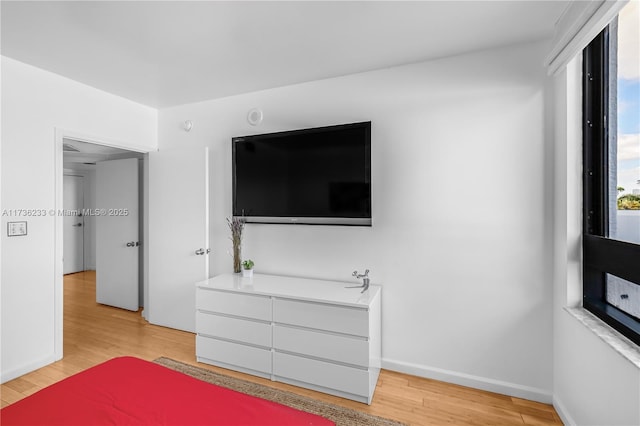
[126,241,136,247]
[195,248,205,255]
[72,223,82,227]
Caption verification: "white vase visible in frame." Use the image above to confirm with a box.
[242,269,253,278]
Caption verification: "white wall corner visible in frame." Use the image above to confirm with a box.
[553,394,578,426]
[0,353,58,384]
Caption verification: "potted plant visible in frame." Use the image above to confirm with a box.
[242,259,254,278]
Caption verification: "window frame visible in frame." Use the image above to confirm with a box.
[582,27,640,346]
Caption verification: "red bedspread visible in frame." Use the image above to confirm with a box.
[1,356,334,425]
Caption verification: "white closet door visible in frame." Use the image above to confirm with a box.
[96,158,139,311]
[148,147,210,332]
[63,175,85,274]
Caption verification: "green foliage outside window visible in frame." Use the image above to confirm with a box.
[618,194,640,209]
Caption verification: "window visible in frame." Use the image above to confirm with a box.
[583,2,640,345]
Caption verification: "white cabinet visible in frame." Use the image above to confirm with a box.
[195,273,382,404]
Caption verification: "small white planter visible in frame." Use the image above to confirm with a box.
[242,269,253,278]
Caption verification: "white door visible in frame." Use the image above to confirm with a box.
[96,158,139,311]
[63,175,84,274]
[148,147,210,332]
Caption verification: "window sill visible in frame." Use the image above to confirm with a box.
[565,307,640,369]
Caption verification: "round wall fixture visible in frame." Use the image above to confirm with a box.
[183,120,193,132]
[247,108,263,126]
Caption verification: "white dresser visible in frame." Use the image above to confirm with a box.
[195,273,382,404]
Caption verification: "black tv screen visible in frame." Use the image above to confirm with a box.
[232,121,371,225]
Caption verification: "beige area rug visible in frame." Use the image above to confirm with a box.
[154,357,406,426]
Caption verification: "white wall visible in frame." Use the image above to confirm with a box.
[0,56,157,382]
[552,56,640,426]
[157,40,555,401]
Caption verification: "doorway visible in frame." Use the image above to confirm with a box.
[55,130,152,359]
[55,130,211,360]
[62,138,146,310]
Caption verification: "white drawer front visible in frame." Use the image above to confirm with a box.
[197,289,271,321]
[273,325,369,367]
[274,299,368,337]
[196,312,271,348]
[273,352,370,397]
[196,336,271,374]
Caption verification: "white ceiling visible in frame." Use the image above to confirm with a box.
[1,1,569,109]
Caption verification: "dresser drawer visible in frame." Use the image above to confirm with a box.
[196,289,271,321]
[273,325,369,367]
[196,312,271,348]
[196,336,271,374]
[274,299,369,337]
[273,352,370,398]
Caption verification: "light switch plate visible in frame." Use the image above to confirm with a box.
[8,221,27,237]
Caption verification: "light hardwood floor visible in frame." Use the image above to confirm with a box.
[1,271,562,425]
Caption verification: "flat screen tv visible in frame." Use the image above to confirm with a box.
[232,121,371,226]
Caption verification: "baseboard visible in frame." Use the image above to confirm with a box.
[1,353,57,384]
[552,395,576,426]
[382,358,553,404]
